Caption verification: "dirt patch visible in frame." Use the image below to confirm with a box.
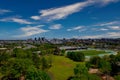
[101,75,115,80]
[89,68,99,74]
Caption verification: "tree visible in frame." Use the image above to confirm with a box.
[0,48,51,80]
[75,52,85,62]
[85,61,91,69]
[0,58,33,79]
[71,64,101,80]
[74,64,88,79]
[110,54,120,74]
[0,52,10,66]
[32,52,41,69]
[12,48,27,58]
[89,56,101,68]
[26,66,51,80]
[87,74,101,80]
[60,49,65,56]
[99,59,111,80]
[41,57,50,70]
[67,52,85,62]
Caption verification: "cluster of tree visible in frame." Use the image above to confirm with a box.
[85,52,120,80]
[67,52,85,62]
[34,43,61,55]
[0,48,51,80]
[68,51,120,80]
[68,64,101,80]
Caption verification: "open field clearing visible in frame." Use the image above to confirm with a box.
[48,55,84,80]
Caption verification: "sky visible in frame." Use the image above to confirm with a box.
[0,0,120,39]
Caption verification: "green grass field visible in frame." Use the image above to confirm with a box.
[75,50,107,56]
[47,50,107,80]
[48,55,83,80]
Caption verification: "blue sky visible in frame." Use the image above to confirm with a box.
[0,0,120,39]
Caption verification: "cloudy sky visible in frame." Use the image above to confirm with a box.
[0,0,120,39]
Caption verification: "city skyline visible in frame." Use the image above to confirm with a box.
[0,0,120,39]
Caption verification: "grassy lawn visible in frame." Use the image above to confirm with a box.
[76,50,107,56]
[48,55,83,80]
[47,50,107,80]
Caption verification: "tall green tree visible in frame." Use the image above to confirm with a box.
[41,57,50,70]
[89,56,101,68]
[110,54,120,74]
[0,52,10,66]
[99,59,111,80]
[26,66,51,80]
[74,64,88,79]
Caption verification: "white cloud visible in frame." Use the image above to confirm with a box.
[78,32,120,39]
[31,1,93,21]
[80,35,104,39]
[107,32,120,37]
[79,29,87,32]
[31,0,118,21]
[108,26,120,30]
[100,28,108,31]
[67,26,83,31]
[49,24,62,30]
[14,25,49,37]
[92,21,120,31]
[31,16,40,20]
[0,17,33,24]
[92,28,109,31]
[94,21,120,26]
[73,26,83,30]
[88,0,119,6]
[98,0,119,5]
[0,9,12,14]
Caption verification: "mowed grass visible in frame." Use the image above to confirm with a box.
[48,55,83,80]
[77,50,107,56]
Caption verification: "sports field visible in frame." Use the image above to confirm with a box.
[78,50,107,56]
